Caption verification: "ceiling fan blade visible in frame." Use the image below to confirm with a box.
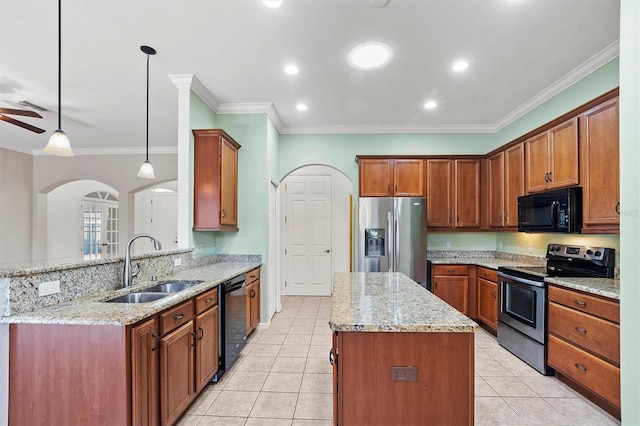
[0,108,42,118]
[0,114,46,133]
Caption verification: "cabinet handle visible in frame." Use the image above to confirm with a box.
[504,213,508,221]
[387,184,391,192]
[574,363,587,372]
[329,348,335,366]
[447,269,455,273]
[221,209,226,218]
[395,184,398,192]
[499,213,503,221]
[456,214,460,223]
[544,172,548,182]
[548,172,552,182]
[198,326,204,340]
[175,313,185,321]
[191,331,196,347]
[615,201,620,215]
[493,290,497,299]
[448,215,452,223]
[574,326,587,334]
[151,333,159,351]
[205,298,214,304]
[250,289,257,298]
[434,282,438,290]
[573,300,587,307]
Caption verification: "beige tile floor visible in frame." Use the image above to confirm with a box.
[178,296,620,426]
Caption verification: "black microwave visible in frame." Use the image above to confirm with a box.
[518,187,582,233]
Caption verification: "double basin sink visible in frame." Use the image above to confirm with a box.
[105,280,204,303]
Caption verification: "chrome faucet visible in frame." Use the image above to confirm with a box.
[123,233,162,287]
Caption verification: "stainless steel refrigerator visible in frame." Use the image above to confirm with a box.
[357,197,427,285]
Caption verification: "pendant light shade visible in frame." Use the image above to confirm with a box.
[138,45,156,179]
[45,0,74,157]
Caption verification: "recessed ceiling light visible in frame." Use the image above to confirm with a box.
[452,60,469,71]
[284,64,299,75]
[263,0,282,8]
[296,103,308,111]
[347,41,394,71]
[424,101,437,109]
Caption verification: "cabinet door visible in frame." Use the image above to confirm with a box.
[131,318,159,426]
[393,159,425,196]
[161,321,195,426]
[504,143,525,228]
[359,159,393,197]
[487,152,505,228]
[433,275,469,315]
[250,280,260,330]
[549,117,579,189]
[426,159,452,227]
[525,131,550,193]
[220,138,238,226]
[477,278,498,331]
[454,159,481,228]
[580,97,620,231]
[195,306,219,393]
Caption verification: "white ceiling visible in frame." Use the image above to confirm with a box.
[0,0,620,155]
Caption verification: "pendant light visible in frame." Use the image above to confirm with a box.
[137,45,156,179]
[44,0,74,157]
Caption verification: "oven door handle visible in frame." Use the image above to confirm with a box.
[497,272,545,288]
[550,201,559,228]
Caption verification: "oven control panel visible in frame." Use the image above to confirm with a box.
[546,244,610,261]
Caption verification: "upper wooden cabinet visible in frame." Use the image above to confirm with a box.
[525,117,579,193]
[487,143,524,228]
[193,129,241,231]
[580,96,620,233]
[426,159,481,229]
[359,158,424,197]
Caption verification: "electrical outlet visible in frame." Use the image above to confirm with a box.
[174,258,182,267]
[528,243,534,254]
[39,280,61,297]
[498,241,503,250]
[446,241,451,249]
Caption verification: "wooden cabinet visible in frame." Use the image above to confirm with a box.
[195,302,219,393]
[131,317,160,426]
[246,267,261,334]
[580,96,620,233]
[432,265,469,315]
[426,159,481,229]
[487,143,524,228]
[193,129,241,231]
[525,117,579,194]
[547,285,620,416]
[476,267,498,332]
[359,158,424,197]
[332,330,474,425]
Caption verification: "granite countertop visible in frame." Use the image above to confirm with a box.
[428,256,541,269]
[329,272,478,333]
[1,261,261,326]
[546,277,620,300]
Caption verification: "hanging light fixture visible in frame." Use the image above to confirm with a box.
[137,45,156,179]
[44,0,74,157]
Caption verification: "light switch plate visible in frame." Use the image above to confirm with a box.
[174,258,182,267]
[39,280,61,296]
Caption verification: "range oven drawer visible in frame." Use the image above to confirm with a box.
[548,334,620,408]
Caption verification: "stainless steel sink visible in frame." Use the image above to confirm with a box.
[105,292,170,303]
[144,280,204,293]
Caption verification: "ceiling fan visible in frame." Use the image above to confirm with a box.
[0,107,45,133]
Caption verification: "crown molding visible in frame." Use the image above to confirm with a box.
[493,40,620,132]
[168,74,220,112]
[280,123,496,135]
[216,102,284,132]
[30,146,178,156]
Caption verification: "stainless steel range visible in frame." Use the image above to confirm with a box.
[497,244,615,375]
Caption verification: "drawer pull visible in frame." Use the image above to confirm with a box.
[175,313,185,321]
[574,300,587,307]
[250,274,256,279]
[205,298,214,304]
[574,363,587,372]
[574,326,587,334]
[447,269,455,273]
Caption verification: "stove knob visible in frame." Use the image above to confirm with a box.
[595,250,602,257]
[586,249,594,255]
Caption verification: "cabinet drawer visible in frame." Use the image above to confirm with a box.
[195,288,219,315]
[548,334,620,408]
[433,265,468,276]
[476,267,497,282]
[246,268,260,284]
[548,285,619,323]
[549,302,620,365]
[160,300,195,335]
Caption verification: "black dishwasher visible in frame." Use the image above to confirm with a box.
[212,273,246,383]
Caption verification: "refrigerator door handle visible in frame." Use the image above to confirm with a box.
[394,210,399,270]
[387,212,392,262]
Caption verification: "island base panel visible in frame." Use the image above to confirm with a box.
[334,331,474,426]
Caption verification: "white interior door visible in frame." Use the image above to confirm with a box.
[285,175,332,296]
[152,192,178,250]
[269,181,280,315]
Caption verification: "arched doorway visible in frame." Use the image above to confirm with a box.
[281,165,353,296]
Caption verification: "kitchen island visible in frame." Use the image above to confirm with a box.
[330,272,477,426]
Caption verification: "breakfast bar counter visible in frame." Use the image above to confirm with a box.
[329,272,476,426]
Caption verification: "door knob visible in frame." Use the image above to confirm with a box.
[324,249,331,253]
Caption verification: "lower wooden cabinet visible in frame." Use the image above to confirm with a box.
[246,267,261,335]
[432,264,469,315]
[161,321,196,426]
[476,267,498,332]
[195,304,220,393]
[547,285,620,417]
[131,318,160,426]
